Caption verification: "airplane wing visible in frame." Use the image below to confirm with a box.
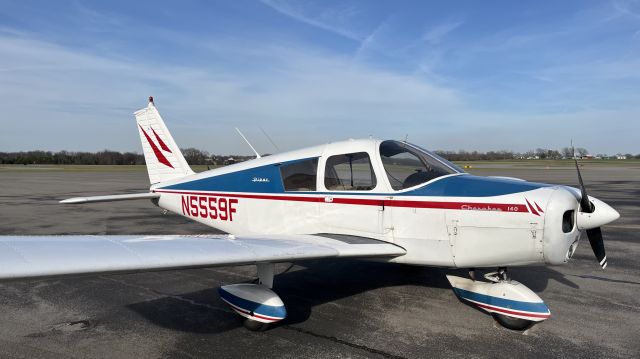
[0,234,405,281]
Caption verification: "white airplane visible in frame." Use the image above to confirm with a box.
[0,97,620,331]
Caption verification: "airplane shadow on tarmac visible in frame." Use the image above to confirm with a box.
[126,260,578,333]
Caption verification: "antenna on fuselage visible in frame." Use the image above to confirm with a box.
[571,139,574,159]
[235,128,261,159]
[260,126,280,152]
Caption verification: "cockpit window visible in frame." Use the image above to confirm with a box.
[379,140,460,190]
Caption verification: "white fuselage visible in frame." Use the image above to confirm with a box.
[151,139,583,268]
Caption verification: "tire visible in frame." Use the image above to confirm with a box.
[243,318,270,332]
[493,313,534,331]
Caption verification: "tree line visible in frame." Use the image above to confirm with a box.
[435,147,639,161]
[0,149,254,165]
[1,147,638,165]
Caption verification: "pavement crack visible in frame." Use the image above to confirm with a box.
[281,325,407,359]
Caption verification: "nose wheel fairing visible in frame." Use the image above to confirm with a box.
[446,275,550,324]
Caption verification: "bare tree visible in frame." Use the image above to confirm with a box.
[181,148,210,165]
[576,148,588,157]
[535,148,548,159]
[561,147,574,158]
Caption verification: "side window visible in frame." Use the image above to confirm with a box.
[280,158,318,191]
[324,152,376,191]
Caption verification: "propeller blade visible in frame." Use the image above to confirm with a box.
[573,149,606,268]
[586,227,607,269]
[573,156,593,213]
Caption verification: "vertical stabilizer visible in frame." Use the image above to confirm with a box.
[135,97,194,184]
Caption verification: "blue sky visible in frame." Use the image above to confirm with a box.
[1,0,639,155]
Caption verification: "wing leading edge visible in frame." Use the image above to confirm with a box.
[0,234,405,281]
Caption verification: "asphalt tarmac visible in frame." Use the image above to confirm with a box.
[0,165,638,358]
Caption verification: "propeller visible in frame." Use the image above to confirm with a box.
[573,152,607,269]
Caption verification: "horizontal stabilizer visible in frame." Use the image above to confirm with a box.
[60,192,160,204]
[0,234,405,281]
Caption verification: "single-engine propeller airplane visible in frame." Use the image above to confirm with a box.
[0,97,620,331]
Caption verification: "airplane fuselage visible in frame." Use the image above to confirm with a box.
[151,139,583,268]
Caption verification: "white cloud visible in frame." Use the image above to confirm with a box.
[353,17,393,61]
[260,0,363,41]
[422,19,464,44]
[0,31,462,154]
[611,0,640,20]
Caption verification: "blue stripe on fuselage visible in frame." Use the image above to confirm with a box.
[161,160,290,193]
[160,160,549,197]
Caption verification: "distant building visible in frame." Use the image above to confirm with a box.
[617,155,627,160]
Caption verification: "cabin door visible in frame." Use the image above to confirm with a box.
[318,151,385,238]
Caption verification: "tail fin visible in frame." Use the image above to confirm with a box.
[135,97,194,184]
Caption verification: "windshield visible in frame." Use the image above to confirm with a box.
[379,140,462,190]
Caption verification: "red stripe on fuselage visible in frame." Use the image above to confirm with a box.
[155,189,530,213]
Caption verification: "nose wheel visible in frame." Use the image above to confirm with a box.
[478,267,536,330]
[492,313,534,331]
[449,268,550,330]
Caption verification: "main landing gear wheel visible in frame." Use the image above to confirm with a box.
[242,318,270,332]
[493,314,534,331]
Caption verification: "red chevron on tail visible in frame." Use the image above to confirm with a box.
[151,127,172,153]
[139,124,174,168]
